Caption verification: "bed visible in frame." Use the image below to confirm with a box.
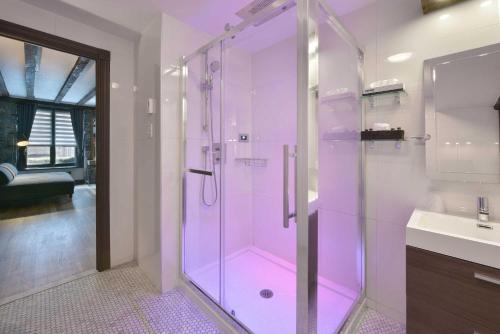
[0,163,75,204]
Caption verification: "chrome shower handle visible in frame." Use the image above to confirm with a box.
[283,145,296,228]
[283,145,289,228]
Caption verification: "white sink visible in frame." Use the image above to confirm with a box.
[406,209,500,269]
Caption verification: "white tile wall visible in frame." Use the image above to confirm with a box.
[135,16,163,290]
[160,14,212,292]
[342,0,500,323]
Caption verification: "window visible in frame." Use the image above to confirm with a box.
[55,111,76,164]
[27,109,77,167]
[27,110,52,166]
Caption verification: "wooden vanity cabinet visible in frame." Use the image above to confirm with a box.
[406,246,500,334]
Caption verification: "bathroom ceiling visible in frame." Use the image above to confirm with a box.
[152,0,376,36]
[28,0,376,37]
[0,36,96,106]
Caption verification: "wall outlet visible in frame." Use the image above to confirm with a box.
[148,123,154,138]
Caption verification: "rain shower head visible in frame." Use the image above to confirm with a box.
[236,0,296,27]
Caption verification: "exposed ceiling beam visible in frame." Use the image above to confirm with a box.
[54,57,92,103]
[78,87,96,106]
[0,71,9,97]
[24,43,42,99]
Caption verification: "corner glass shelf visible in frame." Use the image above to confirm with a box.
[320,91,358,108]
[362,88,406,108]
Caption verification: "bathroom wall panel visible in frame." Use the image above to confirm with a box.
[340,0,500,322]
[160,13,213,291]
[136,16,162,289]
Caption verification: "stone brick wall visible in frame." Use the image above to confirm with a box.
[0,100,17,164]
[83,110,96,184]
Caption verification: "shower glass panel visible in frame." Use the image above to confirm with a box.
[313,2,364,333]
[181,0,364,332]
[183,46,223,302]
[221,5,298,333]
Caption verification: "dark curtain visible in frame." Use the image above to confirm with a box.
[71,109,84,167]
[17,102,36,170]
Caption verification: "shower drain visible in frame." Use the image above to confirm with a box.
[259,289,274,299]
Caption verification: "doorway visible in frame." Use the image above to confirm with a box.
[0,19,110,302]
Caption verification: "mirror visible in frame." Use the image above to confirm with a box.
[424,44,500,183]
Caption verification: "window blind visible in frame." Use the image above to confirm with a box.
[55,111,76,146]
[29,110,52,145]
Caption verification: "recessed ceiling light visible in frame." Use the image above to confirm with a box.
[466,141,472,145]
[480,0,493,7]
[387,52,413,63]
[111,82,120,89]
[439,14,451,20]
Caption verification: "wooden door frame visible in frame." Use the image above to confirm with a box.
[0,19,111,271]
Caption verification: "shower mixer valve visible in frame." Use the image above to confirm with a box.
[201,144,223,165]
[212,143,222,164]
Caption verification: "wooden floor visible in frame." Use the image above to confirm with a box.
[0,185,96,301]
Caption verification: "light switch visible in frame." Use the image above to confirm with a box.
[147,98,156,114]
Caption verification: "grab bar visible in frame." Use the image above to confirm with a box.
[187,168,213,176]
[283,145,296,228]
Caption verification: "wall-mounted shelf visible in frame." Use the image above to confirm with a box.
[235,158,267,167]
[320,91,357,107]
[362,87,406,107]
[362,87,405,97]
[361,130,430,149]
[361,129,405,141]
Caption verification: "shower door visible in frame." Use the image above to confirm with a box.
[220,25,300,333]
[182,46,223,302]
[307,1,365,333]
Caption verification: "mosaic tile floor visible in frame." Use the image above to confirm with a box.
[0,263,406,334]
[0,265,222,334]
[354,308,406,334]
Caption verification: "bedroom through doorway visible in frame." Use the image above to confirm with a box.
[0,23,109,303]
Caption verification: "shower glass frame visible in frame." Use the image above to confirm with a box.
[179,0,366,332]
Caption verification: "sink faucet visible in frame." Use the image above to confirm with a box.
[477,196,489,222]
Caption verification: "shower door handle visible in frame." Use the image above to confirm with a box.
[283,145,296,229]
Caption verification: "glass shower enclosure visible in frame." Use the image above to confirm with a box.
[180,0,364,333]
